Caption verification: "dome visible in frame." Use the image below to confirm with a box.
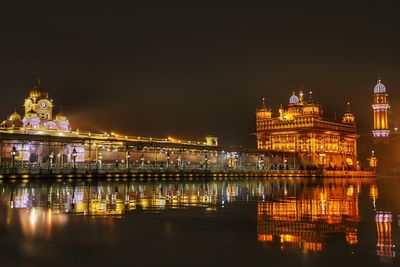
[289,92,299,104]
[374,79,387,94]
[9,111,21,121]
[29,85,49,99]
[26,109,38,118]
[55,112,68,121]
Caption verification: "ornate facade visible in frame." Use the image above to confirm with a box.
[372,79,390,139]
[255,91,357,169]
[1,81,70,131]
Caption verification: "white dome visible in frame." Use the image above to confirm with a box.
[289,93,299,104]
[374,79,387,93]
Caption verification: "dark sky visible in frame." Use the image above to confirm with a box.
[0,1,399,147]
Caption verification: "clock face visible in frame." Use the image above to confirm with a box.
[40,101,47,108]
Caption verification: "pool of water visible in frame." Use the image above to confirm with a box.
[0,177,398,267]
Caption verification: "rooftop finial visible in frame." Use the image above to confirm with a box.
[347,101,351,112]
[309,90,313,100]
[38,78,41,85]
[262,97,266,108]
[299,87,304,102]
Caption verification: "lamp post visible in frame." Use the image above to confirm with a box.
[49,151,54,169]
[11,146,17,168]
[283,158,288,170]
[140,153,145,168]
[72,148,77,170]
[204,154,209,170]
[257,155,264,170]
[126,150,131,170]
[166,151,171,169]
[177,155,181,169]
[98,151,103,169]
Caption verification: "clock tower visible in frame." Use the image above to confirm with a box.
[372,79,390,139]
[23,80,54,120]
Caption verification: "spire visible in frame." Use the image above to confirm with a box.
[261,97,266,108]
[299,88,304,102]
[309,90,313,101]
[37,78,41,85]
[346,102,351,113]
[342,101,355,124]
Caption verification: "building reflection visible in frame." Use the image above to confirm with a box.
[375,211,395,261]
[257,178,375,252]
[0,177,380,253]
[0,181,229,219]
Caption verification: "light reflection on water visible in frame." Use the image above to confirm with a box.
[0,177,398,266]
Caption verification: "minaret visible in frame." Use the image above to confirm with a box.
[256,98,272,149]
[342,102,355,125]
[256,98,272,130]
[372,78,390,138]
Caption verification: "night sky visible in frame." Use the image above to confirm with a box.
[0,2,399,147]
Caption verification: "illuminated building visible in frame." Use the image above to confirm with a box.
[372,79,390,139]
[0,81,374,177]
[0,80,70,131]
[255,91,357,169]
[375,211,395,262]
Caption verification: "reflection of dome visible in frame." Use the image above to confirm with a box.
[9,111,21,121]
[289,92,299,104]
[29,86,49,99]
[374,79,386,93]
[55,112,68,121]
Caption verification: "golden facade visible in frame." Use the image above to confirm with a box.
[372,79,390,138]
[0,80,70,131]
[255,91,357,169]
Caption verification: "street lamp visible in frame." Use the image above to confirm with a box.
[72,148,77,169]
[11,146,17,168]
[140,153,145,168]
[98,151,103,168]
[166,152,171,168]
[126,150,131,170]
[49,151,54,169]
[204,154,209,170]
[177,155,181,169]
[257,155,264,170]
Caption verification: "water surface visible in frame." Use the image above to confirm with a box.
[0,177,398,267]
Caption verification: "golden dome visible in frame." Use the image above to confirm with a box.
[55,112,67,121]
[26,109,39,118]
[29,85,48,99]
[9,111,21,121]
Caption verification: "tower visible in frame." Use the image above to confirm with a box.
[342,102,355,125]
[255,98,272,149]
[256,98,272,123]
[372,79,390,138]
